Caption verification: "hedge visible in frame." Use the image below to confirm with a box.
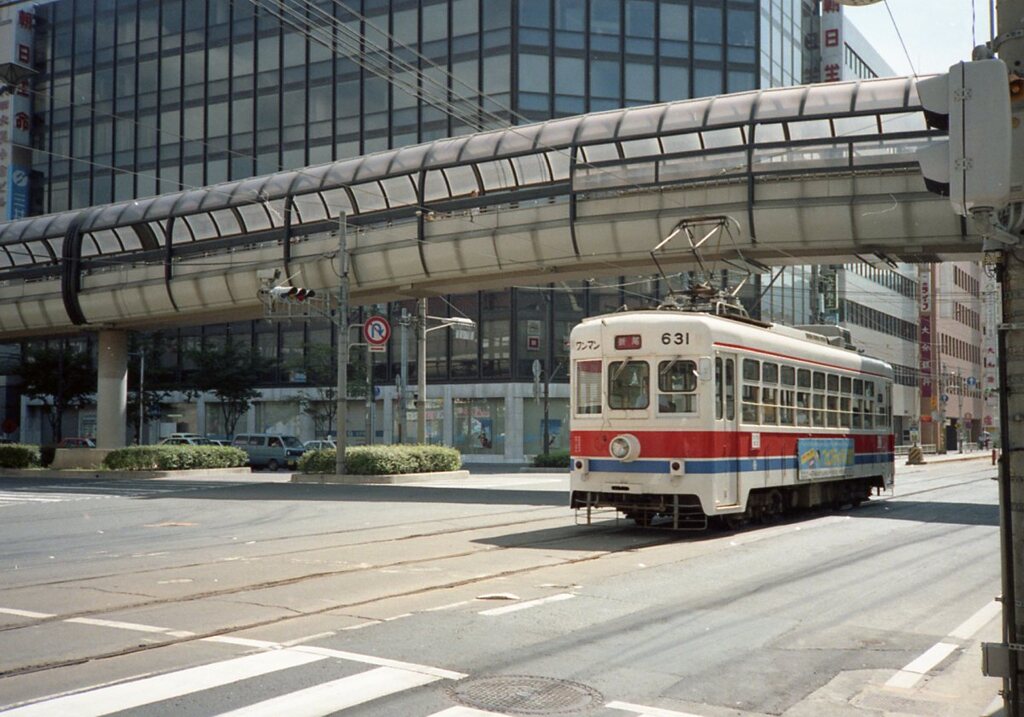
[103,445,249,471]
[0,444,41,469]
[299,444,461,475]
[532,450,570,468]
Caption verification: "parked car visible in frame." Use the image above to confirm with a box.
[303,439,336,452]
[57,437,95,448]
[231,433,305,471]
[159,435,214,446]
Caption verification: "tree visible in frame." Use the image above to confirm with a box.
[290,342,369,440]
[186,337,266,438]
[18,342,94,442]
[127,332,176,444]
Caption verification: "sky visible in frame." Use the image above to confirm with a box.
[844,0,994,75]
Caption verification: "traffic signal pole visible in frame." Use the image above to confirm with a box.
[335,215,348,476]
[995,4,1024,712]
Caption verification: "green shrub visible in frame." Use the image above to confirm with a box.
[299,444,461,475]
[0,444,41,469]
[103,445,248,471]
[532,450,570,468]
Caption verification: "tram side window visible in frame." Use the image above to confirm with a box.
[826,373,840,427]
[779,365,795,426]
[609,361,649,409]
[796,369,811,426]
[762,362,778,425]
[726,358,735,420]
[575,360,603,415]
[741,359,759,423]
[812,371,826,427]
[658,360,698,414]
[715,358,723,419]
[840,376,852,428]
[863,380,874,429]
[877,383,890,428]
[851,379,864,429]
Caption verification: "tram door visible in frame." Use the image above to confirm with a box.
[714,354,740,508]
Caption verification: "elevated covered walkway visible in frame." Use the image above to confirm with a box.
[0,75,959,340]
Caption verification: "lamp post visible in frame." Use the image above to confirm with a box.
[128,349,146,444]
[416,308,475,444]
[335,214,348,476]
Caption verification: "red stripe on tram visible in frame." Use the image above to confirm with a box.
[570,429,894,459]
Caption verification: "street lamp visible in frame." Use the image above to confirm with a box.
[129,350,145,444]
[415,300,476,444]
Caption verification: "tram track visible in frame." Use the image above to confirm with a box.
[0,466,993,680]
[0,521,678,679]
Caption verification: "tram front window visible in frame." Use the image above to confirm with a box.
[609,361,650,409]
[658,360,698,413]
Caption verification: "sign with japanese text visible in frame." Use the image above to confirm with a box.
[919,266,933,401]
[1,8,35,220]
[819,0,844,83]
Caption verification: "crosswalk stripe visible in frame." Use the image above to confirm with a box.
[428,707,513,716]
[478,593,576,616]
[0,649,328,716]
[213,665,440,716]
[290,645,467,680]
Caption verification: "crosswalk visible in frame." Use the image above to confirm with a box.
[0,645,694,717]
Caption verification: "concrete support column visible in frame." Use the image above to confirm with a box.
[96,330,128,449]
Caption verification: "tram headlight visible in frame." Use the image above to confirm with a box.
[609,434,640,462]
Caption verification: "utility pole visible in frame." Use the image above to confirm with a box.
[994,3,1024,711]
[335,214,348,476]
[417,298,427,444]
[138,350,144,444]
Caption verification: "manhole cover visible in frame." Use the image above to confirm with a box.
[447,675,603,715]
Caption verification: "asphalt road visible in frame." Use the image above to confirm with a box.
[0,458,1003,716]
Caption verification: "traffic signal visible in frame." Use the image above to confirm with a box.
[267,285,316,302]
[916,59,1012,217]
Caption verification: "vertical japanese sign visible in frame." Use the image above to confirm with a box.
[919,266,934,413]
[1,8,35,220]
[819,0,844,83]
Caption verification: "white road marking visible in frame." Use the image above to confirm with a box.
[0,607,54,619]
[342,621,382,630]
[885,642,959,689]
[212,665,439,716]
[428,706,514,716]
[479,593,576,616]
[425,600,471,611]
[65,617,172,633]
[606,700,707,717]
[0,650,327,716]
[281,631,336,646]
[949,599,1003,640]
[290,645,466,680]
[202,636,281,649]
[885,599,1004,691]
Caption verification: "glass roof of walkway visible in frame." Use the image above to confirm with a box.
[0,75,933,277]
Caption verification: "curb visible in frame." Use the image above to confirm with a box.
[0,467,255,480]
[291,469,470,485]
[905,453,995,466]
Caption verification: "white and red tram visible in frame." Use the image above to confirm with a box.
[569,309,895,529]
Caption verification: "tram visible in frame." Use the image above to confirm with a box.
[569,302,894,529]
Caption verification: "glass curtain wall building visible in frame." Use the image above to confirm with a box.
[13,0,806,458]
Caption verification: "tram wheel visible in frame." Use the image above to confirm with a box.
[626,511,654,527]
[766,490,785,521]
[722,514,745,531]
